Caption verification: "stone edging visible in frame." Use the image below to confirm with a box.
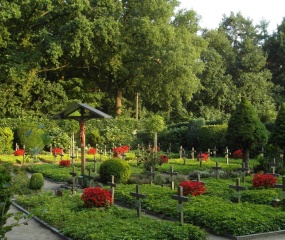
[11,201,72,240]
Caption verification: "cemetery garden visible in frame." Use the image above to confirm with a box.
[1,99,285,240]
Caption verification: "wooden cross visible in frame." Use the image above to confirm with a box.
[130,185,147,217]
[192,172,205,185]
[212,162,222,179]
[269,158,279,176]
[197,151,203,167]
[206,148,211,160]
[229,178,247,203]
[171,186,189,224]
[224,147,230,164]
[92,156,98,174]
[87,168,95,187]
[107,175,117,204]
[190,147,196,160]
[99,148,103,161]
[259,147,266,159]
[168,166,178,190]
[168,143,171,159]
[179,146,183,159]
[182,150,188,165]
[69,165,77,195]
[237,162,249,183]
[149,166,156,185]
[211,146,218,158]
[275,176,285,210]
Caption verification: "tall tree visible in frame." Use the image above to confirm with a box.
[225,98,268,168]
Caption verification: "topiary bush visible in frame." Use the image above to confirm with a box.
[29,173,44,190]
[0,127,13,154]
[99,159,131,184]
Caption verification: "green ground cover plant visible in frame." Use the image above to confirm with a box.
[16,191,207,240]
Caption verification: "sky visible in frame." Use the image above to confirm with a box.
[177,0,285,34]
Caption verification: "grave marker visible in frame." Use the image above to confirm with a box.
[197,151,203,167]
[190,147,196,160]
[171,186,189,224]
[269,158,279,176]
[130,185,147,217]
[229,178,247,203]
[182,150,188,165]
[92,156,98,174]
[211,146,218,158]
[224,147,230,164]
[212,162,222,179]
[87,168,95,187]
[237,162,249,183]
[149,166,156,185]
[168,166,178,190]
[274,176,285,210]
[206,148,211,160]
[179,146,183,159]
[107,175,117,204]
[69,165,77,195]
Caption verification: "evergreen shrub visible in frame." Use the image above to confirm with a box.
[187,118,205,149]
[99,159,131,183]
[29,173,44,190]
[0,127,14,154]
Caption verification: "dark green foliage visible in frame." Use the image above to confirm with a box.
[0,127,13,154]
[29,173,44,190]
[99,159,131,184]
[270,102,285,149]
[226,98,268,163]
[14,123,45,150]
[187,118,206,149]
[159,126,188,151]
[198,124,227,150]
[237,189,279,205]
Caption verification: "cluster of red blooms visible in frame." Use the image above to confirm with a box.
[196,153,208,161]
[87,147,97,155]
[52,148,63,155]
[13,149,25,156]
[113,145,129,154]
[158,155,168,165]
[147,146,161,153]
[252,173,277,188]
[81,187,112,208]
[59,160,71,167]
[233,149,243,159]
[179,180,206,196]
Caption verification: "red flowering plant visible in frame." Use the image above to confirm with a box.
[14,149,25,156]
[179,180,206,196]
[87,147,97,155]
[59,160,71,167]
[252,173,277,188]
[196,153,208,161]
[52,148,63,155]
[233,149,243,159]
[81,187,112,208]
[121,145,130,152]
[158,155,168,165]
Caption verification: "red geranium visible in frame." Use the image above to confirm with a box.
[14,149,25,156]
[121,145,130,152]
[81,187,112,208]
[252,173,277,188]
[233,149,243,159]
[159,155,168,165]
[88,147,97,155]
[52,148,63,155]
[179,180,206,196]
[196,153,208,161]
[59,160,71,167]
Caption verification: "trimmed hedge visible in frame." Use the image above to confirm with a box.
[29,173,44,190]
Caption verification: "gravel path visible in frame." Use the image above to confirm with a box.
[4,173,285,240]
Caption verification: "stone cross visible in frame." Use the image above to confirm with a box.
[229,178,247,203]
[211,146,218,158]
[190,147,196,160]
[171,186,189,224]
[237,162,249,183]
[168,166,178,190]
[269,158,279,176]
[212,162,222,179]
[69,165,77,195]
[275,176,285,210]
[130,185,147,217]
[224,147,230,164]
[149,166,156,185]
[107,175,117,204]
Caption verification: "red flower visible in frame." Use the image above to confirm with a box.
[59,160,71,167]
[88,147,97,155]
[252,173,277,188]
[233,149,243,159]
[179,180,206,196]
[159,155,168,165]
[196,153,208,161]
[52,148,63,155]
[113,147,124,154]
[121,145,130,152]
[14,149,25,156]
[81,187,112,208]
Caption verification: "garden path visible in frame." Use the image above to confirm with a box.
[5,173,285,240]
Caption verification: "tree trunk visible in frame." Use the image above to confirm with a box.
[115,88,123,116]
[242,148,250,169]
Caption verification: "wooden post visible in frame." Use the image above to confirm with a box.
[190,147,195,160]
[179,146,183,159]
[171,186,189,224]
[130,185,147,217]
[275,176,285,210]
[87,168,94,187]
[198,151,203,167]
[149,167,156,185]
[224,147,230,164]
[107,175,117,204]
[212,162,222,179]
[169,166,178,190]
[70,165,77,195]
[229,178,247,203]
[79,120,86,176]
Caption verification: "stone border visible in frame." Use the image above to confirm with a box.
[11,201,72,240]
[231,230,285,240]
